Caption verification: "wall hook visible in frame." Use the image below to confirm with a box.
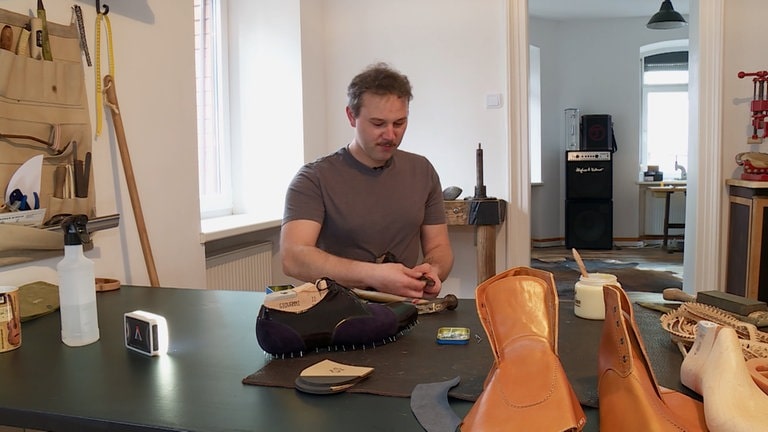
[96,0,109,15]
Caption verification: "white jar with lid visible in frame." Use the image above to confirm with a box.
[574,273,620,320]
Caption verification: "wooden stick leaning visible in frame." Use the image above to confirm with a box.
[571,248,589,278]
[103,75,160,287]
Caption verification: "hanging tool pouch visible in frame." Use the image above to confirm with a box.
[0,8,94,265]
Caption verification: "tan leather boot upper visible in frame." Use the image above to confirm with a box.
[461,267,586,432]
[598,284,708,432]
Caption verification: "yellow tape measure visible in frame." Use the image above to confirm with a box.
[95,12,115,137]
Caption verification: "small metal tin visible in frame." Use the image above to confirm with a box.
[436,327,470,345]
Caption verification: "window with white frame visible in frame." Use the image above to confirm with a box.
[194,0,305,225]
[640,42,689,182]
[194,0,231,219]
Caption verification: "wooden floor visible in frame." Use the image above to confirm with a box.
[531,244,684,277]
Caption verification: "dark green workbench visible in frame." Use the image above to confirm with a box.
[0,286,688,431]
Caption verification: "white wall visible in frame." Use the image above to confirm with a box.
[529,16,688,242]
[0,0,206,289]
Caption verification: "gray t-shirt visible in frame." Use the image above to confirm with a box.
[283,146,446,267]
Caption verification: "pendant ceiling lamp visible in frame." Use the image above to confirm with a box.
[646,0,688,30]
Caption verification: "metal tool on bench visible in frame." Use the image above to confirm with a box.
[351,289,459,315]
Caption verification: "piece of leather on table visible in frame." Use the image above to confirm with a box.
[244,298,493,401]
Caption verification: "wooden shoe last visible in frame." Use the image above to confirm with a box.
[461,267,585,432]
[598,284,707,432]
[681,321,768,432]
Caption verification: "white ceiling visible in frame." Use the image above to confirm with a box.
[529,0,690,21]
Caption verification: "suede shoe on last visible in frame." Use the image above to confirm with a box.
[255,278,418,357]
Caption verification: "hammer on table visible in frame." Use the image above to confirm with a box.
[662,288,768,327]
[352,289,459,315]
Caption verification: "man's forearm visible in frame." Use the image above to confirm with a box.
[423,245,454,281]
[283,246,375,289]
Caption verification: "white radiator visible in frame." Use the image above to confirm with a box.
[205,242,273,291]
[644,190,686,236]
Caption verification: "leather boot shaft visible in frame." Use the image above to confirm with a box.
[461,267,585,431]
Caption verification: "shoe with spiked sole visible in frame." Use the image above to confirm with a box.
[255,278,418,357]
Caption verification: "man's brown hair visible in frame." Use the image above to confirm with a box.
[347,62,413,118]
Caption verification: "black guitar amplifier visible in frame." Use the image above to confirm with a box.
[565,199,613,250]
[565,151,612,200]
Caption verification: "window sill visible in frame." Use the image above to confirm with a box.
[200,215,281,244]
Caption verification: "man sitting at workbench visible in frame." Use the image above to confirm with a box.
[280,62,453,298]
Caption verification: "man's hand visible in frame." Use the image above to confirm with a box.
[368,263,441,298]
[413,262,441,298]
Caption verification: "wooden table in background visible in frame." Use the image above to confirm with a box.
[444,199,507,284]
[648,186,687,250]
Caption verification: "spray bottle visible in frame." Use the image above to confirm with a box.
[57,214,100,346]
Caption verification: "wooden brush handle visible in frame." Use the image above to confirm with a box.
[571,248,589,278]
[662,287,696,302]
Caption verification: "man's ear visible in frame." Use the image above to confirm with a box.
[345,106,356,127]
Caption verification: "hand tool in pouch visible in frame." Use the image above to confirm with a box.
[28,17,42,60]
[72,5,92,67]
[0,25,13,51]
[36,0,53,60]
[15,23,30,56]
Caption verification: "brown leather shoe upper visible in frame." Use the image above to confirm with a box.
[598,284,707,432]
[462,267,586,431]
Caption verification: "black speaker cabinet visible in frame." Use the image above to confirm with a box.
[566,151,612,200]
[565,199,613,250]
[581,114,615,152]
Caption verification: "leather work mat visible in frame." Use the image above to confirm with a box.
[244,294,696,406]
[244,299,492,401]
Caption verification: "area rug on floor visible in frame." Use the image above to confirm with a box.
[531,258,682,299]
